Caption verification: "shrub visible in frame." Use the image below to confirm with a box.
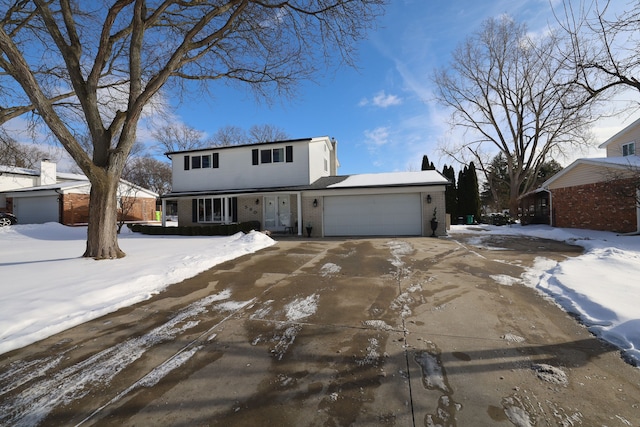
[128,221,261,236]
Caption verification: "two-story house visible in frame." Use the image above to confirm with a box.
[161,136,450,237]
[532,118,640,233]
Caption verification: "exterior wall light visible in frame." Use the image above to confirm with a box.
[313,199,318,207]
[255,198,260,205]
[426,194,432,204]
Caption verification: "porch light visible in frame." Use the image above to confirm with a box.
[426,194,432,204]
[313,199,318,207]
[255,198,260,205]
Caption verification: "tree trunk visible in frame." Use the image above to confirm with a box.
[83,173,125,259]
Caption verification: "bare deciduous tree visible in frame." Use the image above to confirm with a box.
[433,16,597,215]
[209,125,246,147]
[557,0,640,102]
[247,124,290,143]
[153,123,206,154]
[123,155,172,196]
[0,0,385,258]
[0,127,57,169]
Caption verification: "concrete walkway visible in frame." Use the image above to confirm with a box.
[1,235,639,426]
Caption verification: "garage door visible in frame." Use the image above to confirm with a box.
[15,196,59,224]
[323,194,422,236]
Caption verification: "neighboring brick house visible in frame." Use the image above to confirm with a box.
[538,119,640,233]
[0,160,158,225]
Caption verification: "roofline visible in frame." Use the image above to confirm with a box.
[162,180,449,199]
[540,157,639,188]
[164,137,317,156]
[598,116,640,149]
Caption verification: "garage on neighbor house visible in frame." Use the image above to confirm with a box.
[14,195,59,224]
[323,193,423,236]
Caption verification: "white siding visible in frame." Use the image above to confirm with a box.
[172,143,312,192]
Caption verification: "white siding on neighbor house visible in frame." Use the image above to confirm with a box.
[14,195,59,224]
[546,162,636,189]
[323,193,422,236]
[602,119,640,157]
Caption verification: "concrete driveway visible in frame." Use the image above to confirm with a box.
[1,235,639,426]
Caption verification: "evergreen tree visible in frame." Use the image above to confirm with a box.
[457,163,481,222]
[442,165,458,219]
[421,155,435,171]
[467,162,482,220]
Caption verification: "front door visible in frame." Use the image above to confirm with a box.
[264,195,291,231]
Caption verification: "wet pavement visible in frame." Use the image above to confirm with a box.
[1,234,639,426]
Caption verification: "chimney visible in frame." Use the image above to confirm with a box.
[38,159,57,186]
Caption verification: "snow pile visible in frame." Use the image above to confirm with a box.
[450,224,640,366]
[0,223,275,355]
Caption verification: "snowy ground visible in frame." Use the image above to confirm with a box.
[0,223,275,355]
[448,224,640,366]
[1,222,638,367]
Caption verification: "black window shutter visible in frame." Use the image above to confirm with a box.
[213,152,219,168]
[285,145,293,162]
[184,155,190,170]
[231,197,238,222]
[252,149,259,165]
[192,199,198,222]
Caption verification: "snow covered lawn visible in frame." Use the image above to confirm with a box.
[0,223,275,355]
[449,224,640,366]
[1,222,639,367]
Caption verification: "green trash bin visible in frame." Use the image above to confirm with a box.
[155,211,161,221]
[466,215,474,225]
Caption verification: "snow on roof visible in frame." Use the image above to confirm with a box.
[327,170,449,188]
[0,164,86,181]
[3,180,90,194]
[0,165,37,176]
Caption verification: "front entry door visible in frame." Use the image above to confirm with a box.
[264,195,291,232]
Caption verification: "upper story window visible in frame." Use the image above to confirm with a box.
[622,142,636,156]
[183,153,219,170]
[252,146,293,165]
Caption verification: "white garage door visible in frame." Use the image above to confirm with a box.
[15,196,59,224]
[323,194,422,236]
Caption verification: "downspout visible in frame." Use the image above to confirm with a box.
[161,198,167,227]
[542,188,553,227]
[55,188,63,225]
[297,191,302,236]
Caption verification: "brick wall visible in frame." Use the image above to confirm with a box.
[61,194,156,225]
[61,194,90,224]
[551,178,637,233]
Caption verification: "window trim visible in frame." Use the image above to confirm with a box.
[622,142,636,156]
[193,196,237,223]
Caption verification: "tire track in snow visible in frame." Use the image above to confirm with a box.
[0,290,253,427]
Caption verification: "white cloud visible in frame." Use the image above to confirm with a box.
[363,126,390,150]
[359,91,402,108]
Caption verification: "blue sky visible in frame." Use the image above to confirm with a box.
[165,0,640,175]
[6,0,639,174]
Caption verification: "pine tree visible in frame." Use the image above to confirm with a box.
[442,165,458,219]
[467,162,482,221]
[457,163,481,223]
[421,155,435,171]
